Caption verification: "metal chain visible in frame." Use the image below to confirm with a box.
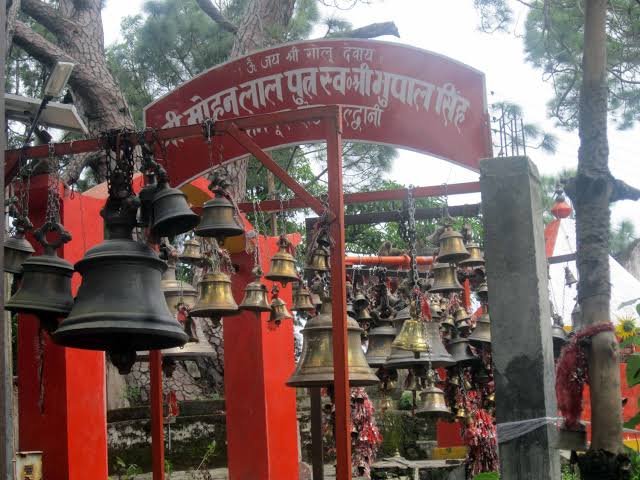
[407,188,418,293]
[45,143,61,224]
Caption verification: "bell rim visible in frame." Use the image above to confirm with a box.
[190,307,240,317]
[4,236,36,253]
[6,300,73,315]
[151,213,201,237]
[239,304,272,312]
[286,371,380,388]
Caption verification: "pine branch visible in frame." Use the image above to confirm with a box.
[611,177,640,202]
[195,0,238,34]
[13,20,75,67]
[334,21,400,39]
[21,0,78,38]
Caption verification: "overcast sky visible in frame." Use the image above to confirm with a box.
[102,0,639,230]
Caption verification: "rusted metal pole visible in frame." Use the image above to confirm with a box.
[150,351,165,480]
[326,110,351,480]
[345,255,434,267]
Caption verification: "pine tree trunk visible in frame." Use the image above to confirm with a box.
[574,0,628,476]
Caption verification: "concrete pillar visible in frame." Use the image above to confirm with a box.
[480,157,560,479]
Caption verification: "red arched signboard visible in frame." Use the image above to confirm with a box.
[144,39,491,185]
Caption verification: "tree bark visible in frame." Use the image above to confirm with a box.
[6,0,21,46]
[573,0,627,476]
[12,0,135,184]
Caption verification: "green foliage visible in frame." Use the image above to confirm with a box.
[627,354,640,388]
[397,391,414,411]
[475,0,640,130]
[611,220,637,260]
[473,473,499,480]
[561,465,580,480]
[114,456,143,480]
[626,447,640,480]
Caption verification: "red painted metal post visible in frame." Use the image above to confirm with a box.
[463,279,472,310]
[150,350,165,480]
[326,110,352,480]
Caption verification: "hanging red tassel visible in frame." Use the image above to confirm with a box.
[555,322,614,430]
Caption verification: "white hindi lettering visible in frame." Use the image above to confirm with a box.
[304,47,333,63]
[246,57,257,74]
[342,47,374,63]
[286,46,299,63]
[261,53,280,69]
[159,65,471,132]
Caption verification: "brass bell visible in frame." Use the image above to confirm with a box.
[239,279,271,313]
[286,300,379,387]
[346,300,356,317]
[270,297,293,325]
[310,292,323,308]
[151,183,199,237]
[191,271,240,319]
[4,232,35,274]
[422,321,455,368]
[136,317,217,375]
[53,209,188,354]
[292,285,316,312]
[378,395,395,412]
[564,266,577,287]
[353,290,369,310]
[429,299,442,320]
[455,406,467,420]
[162,261,198,317]
[179,238,203,265]
[392,305,411,330]
[441,313,456,329]
[458,242,485,268]
[436,225,470,264]
[365,321,397,367]
[476,282,489,303]
[447,336,479,367]
[265,236,299,285]
[430,263,463,294]
[392,313,429,353]
[195,194,245,240]
[357,306,373,323]
[552,314,568,359]
[7,223,74,330]
[468,312,492,346]
[416,369,450,418]
[306,247,330,272]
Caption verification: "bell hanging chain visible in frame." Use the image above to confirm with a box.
[406,188,419,299]
[45,143,62,225]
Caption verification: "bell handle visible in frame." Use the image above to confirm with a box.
[34,221,72,254]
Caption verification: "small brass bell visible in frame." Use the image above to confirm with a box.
[365,321,397,367]
[357,306,373,323]
[441,313,456,330]
[468,312,492,345]
[179,238,203,265]
[346,300,356,317]
[429,299,442,320]
[306,247,330,272]
[4,232,35,274]
[447,336,479,367]
[455,406,467,420]
[423,321,455,368]
[436,225,470,264]
[430,263,463,294]
[392,305,411,330]
[353,290,369,310]
[7,223,74,330]
[391,304,429,353]
[458,242,485,268]
[265,236,299,285]
[162,261,198,317]
[151,183,199,237]
[378,395,394,412]
[564,266,577,287]
[291,285,316,312]
[239,279,271,313]
[195,194,245,240]
[476,282,489,303]
[286,300,379,387]
[270,297,293,325]
[310,292,323,308]
[416,369,450,418]
[552,314,568,359]
[191,271,240,319]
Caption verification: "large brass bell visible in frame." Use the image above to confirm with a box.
[53,209,188,353]
[270,297,293,325]
[179,238,203,265]
[265,236,299,285]
[306,247,329,272]
[4,232,35,274]
[447,336,479,367]
[392,304,429,353]
[162,260,198,316]
[291,285,316,313]
[422,321,455,368]
[416,369,450,418]
[195,194,245,239]
[287,300,379,387]
[430,263,463,294]
[468,312,492,346]
[365,320,397,367]
[191,271,240,319]
[458,242,485,268]
[239,280,271,313]
[7,223,74,330]
[436,225,469,264]
[151,183,199,237]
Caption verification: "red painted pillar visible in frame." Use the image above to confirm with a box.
[18,176,108,480]
[224,232,300,480]
[149,351,165,480]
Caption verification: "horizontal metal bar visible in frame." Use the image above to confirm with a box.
[548,253,576,264]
